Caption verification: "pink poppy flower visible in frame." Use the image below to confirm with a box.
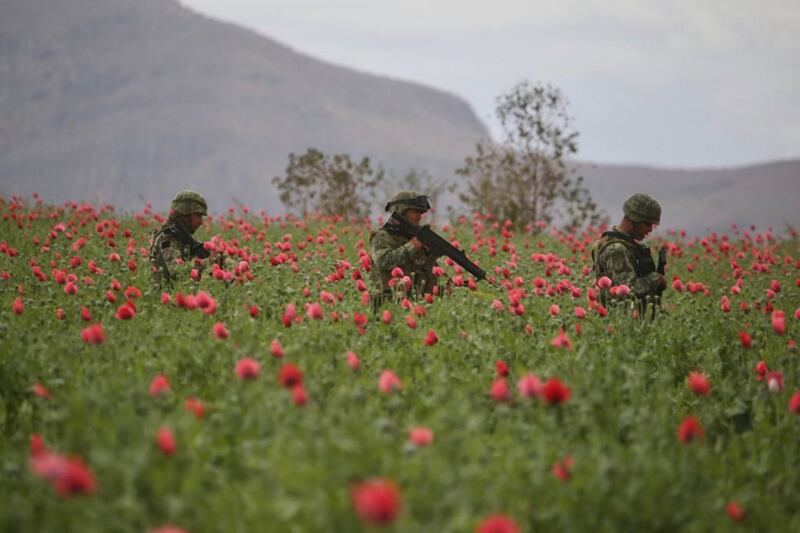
[346,351,360,371]
[490,378,511,403]
[149,374,171,397]
[378,370,402,394]
[235,358,261,380]
[408,427,434,447]
[212,321,229,339]
[156,426,177,456]
[270,339,285,358]
[517,373,542,399]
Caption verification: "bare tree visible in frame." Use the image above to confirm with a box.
[272,148,384,217]
[458,81,604,229]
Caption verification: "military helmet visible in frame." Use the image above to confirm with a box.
[623,193,661,225]
[385,190,431,213]
[170,190,208,216]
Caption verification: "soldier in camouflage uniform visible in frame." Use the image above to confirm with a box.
[369,191,439,309]
[592,193,666,312]
[149,190,213,289]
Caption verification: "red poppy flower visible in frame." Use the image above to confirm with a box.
[687,372,710,396]
[549,328,573,350]
[278,363,303,388]
[270,339,285,358]
[378,370,402,394]
[11,297,24,315]
[156,426,177,456]
[292,385,308,406]
[766,371,784,393]
[677,416,704,444]
[149,374,171,397]
[552,456,575,482]
[212,321,229,339]
[771,310,786,335]
[115,302,136,320]
[495,360,509,377]
[788,392,800,414]
[235,358,261,380]
[490,378,511,403]
[475,514,521,533]
[408,427,434,447]
[32,382,51,400]
[726,501,745,522]
[541,378,571,405]
[739,331,752,348]
[346,351,360,371]
[351,478,402,526]
[423,330,438,346]
[184,397,205,419]
[80,323,105,345]
[306,302,324,320]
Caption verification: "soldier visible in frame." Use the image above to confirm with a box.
[149,190,213,289]
[369,191,439,309]
[592,193,666,313]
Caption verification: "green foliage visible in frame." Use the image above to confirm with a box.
[458,81,605,230]
[272,148,385,218]
[0,198,799,532]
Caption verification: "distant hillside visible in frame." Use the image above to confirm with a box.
[578,159,800,235]
[0,0,488,212]
[1,0,798,235]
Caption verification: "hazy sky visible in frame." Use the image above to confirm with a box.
[180,0,799,169]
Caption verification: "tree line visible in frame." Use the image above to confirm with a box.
[272,80,606,229]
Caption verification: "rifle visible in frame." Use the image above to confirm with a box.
[389,212,487,282]
[657,245,667,275]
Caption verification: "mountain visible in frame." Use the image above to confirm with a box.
[578,159,800,235]
[0,0,489,212]
[1,0,798,235]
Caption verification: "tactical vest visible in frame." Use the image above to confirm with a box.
[150,221,210,262]
[593,230,656,278]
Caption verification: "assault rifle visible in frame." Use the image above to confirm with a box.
[656,245,667,275]
[389,212,487,282]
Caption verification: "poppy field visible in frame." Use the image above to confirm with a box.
[1,195,799,532]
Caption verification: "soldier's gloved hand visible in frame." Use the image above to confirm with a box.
[409,237,425,251]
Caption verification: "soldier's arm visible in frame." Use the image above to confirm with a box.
[603,243,663,297]
[156,239,187,280]
[371,232,417,272]
[638,272,665,296]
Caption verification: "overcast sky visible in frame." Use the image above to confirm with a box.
[180,0,799,169]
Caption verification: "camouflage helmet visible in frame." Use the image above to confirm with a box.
[385,190,431,214]
[170,190,208,216]
[623,193,661,225]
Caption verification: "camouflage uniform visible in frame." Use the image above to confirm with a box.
[592,193,664,310]
[149,191,211,289]
[369,191,438,308]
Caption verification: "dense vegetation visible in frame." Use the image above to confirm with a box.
[1,195,798,532]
